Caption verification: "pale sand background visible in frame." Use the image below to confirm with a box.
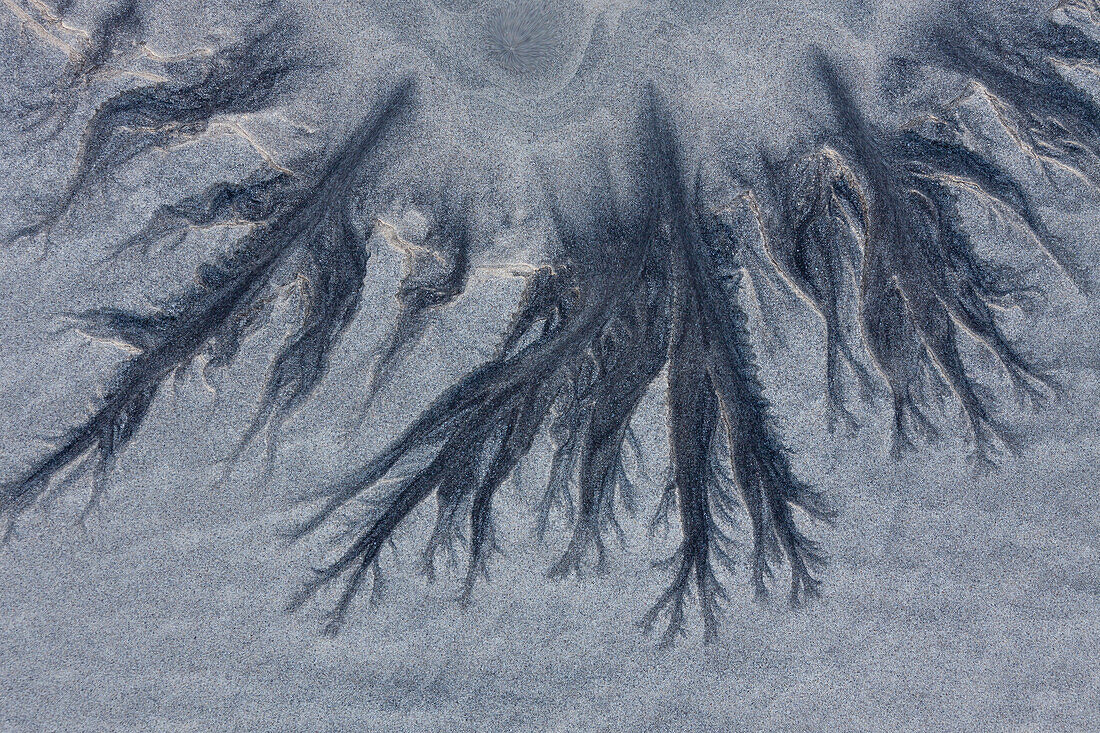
[1,1,1099,730]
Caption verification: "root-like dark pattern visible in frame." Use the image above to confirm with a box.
[814,47,1063,464]
[1,1,1096,644]
[9,6,301,244]
[362,200,473,406]
[1,79,417,541]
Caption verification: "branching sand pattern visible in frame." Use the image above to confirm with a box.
[1,0,1097,644]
